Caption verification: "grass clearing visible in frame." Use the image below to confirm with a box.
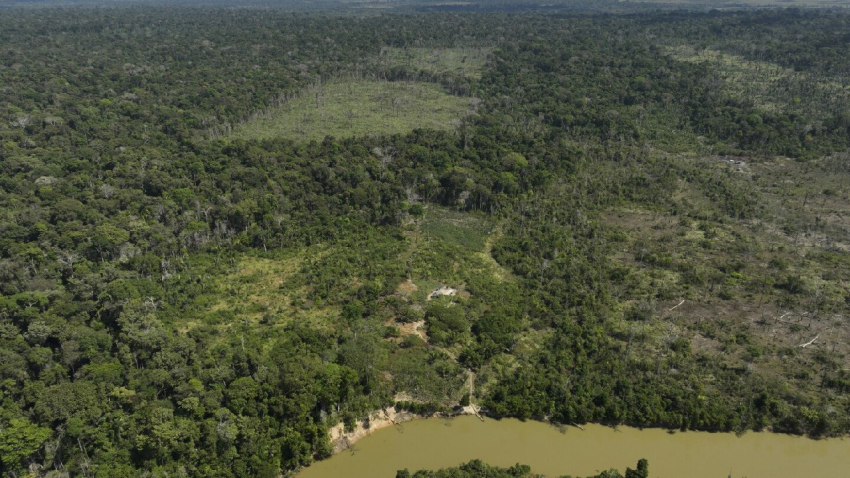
[380,47,492,79]
[421,206,494,252]
[402,207,511,309]
[183,251,342,336]
[207,255,301,321]
[664,45,850,117]
[227,79,474,142]
[409,279,444,303]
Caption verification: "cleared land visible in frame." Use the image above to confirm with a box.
[380,47,492,79]
[420,206,494,252]
[182,251,342,335]
[665,45,850,117]
[227,80,474,142]
[602,153,850,406]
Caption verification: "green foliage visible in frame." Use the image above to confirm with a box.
[400,459,539,478]
[401,459,648,478]
[426,302,469,346]
[0,419,51,474]
[0,7,848,478]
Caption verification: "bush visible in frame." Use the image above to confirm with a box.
[625,300,655,322]
[425,303,469,346]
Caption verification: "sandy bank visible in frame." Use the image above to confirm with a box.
[328,404,483,454]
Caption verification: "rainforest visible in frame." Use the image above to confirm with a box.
[0,4,849,477]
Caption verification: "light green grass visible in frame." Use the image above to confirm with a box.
[664,45,850,117]
[181,252,341,336]
[228,80,473,142]
[421,206,494,253]
[381,47,492,79]
[404,207,510,290]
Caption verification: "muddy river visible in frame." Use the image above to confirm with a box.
[298,415,850,477]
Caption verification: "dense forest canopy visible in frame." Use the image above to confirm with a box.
[0,6,849,477]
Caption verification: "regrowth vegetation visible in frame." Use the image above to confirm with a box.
[380,47,493,80]
[226,80,476,142]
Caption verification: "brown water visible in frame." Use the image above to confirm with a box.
[297,416,850,478]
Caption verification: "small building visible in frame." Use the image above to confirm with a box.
[429,285,457,299]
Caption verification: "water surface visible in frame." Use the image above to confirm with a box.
[298,415,850,477]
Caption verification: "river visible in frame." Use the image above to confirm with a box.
[297,415,850,477]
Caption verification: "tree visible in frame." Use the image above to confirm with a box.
[0,419,51,475]
[624,459,648,478]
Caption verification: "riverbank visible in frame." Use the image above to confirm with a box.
[328,404,484,454]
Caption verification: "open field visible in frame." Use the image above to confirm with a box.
[420,206,494,252]
[227,80,474,142]
[180,251,343,335]
[380,47,492,79]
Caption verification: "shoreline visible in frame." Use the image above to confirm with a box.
[325,406,836,456]
[327,404,483,454]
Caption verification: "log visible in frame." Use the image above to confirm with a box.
[798,333,820,348]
